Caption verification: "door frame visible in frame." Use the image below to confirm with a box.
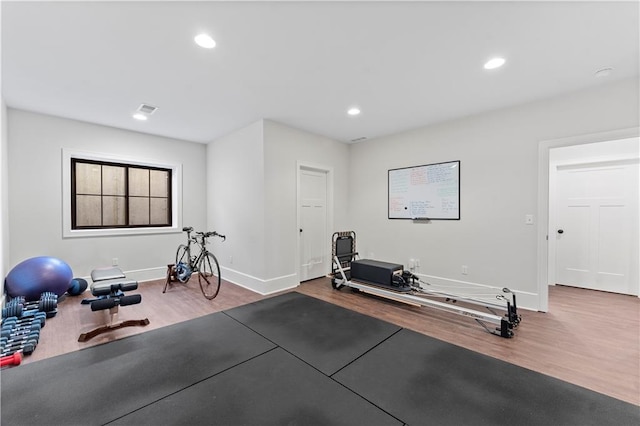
[536,127,639,311]
[296,161,334,283]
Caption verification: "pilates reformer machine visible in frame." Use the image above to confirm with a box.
[330,231,521,338]
[78,267,149,342]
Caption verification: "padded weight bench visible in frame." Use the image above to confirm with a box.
[78,267,149,342]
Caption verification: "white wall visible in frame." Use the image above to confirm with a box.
[1,2,7,294]
[348,77,640,310]
[1,99,8,295]
[207,119,349,294]
[263,119,349,290]
[206,120,265,286]
[7,109,208,281]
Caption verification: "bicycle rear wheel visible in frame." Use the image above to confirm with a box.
[175,244,191,283]
[198,252,221,299]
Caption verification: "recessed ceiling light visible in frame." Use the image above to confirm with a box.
[347,107,361,116]
[484,57,506,70]
[133,113,148,121]
[195,33,216,49]
[595,67,613,78]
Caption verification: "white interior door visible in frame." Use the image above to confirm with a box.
[555,162,638,295]
[299,169,328,281]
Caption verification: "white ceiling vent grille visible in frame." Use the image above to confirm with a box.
[137,103,158,115]
[350,136,367,143]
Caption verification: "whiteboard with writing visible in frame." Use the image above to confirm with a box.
[388,161,460,220]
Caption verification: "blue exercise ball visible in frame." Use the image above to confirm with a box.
[5,256,74,301]
[67,278,88,296]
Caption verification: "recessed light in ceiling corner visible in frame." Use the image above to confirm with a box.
[347,107,361,116]
[484,57,506,70]
[195,33,216,49]
[595,67,614,78]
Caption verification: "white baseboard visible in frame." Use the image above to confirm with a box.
[220,267,299,295]
[74,265,299,297]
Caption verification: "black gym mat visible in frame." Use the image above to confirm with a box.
[333,328,640,426]
[2,292,639,426]
[224,291,401,375]
[0,312,276,425]
[110,347,401,425]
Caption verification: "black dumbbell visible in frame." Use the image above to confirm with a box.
[36,294,58,312]
[0,328,40,340]
[1,323,41,338]
[2,315,44,329]
[1,332,39,348]
[2,319,44,330]
[0,339,37,356]
[1,330,39,345]
[1,308,48,324]
[1,325,41,339]
[2,315,45,329]
[27,299,57,312]
[7,293,58,312]
[2,304,51,320]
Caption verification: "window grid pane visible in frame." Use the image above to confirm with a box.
[75,163,101,195]
[103,196,127,226]
[102,165,126,196]
[129,197,150,225]
[150,170,169,197]
[76,195,102,227]
[129,168,149,197]
[150,198,169,225]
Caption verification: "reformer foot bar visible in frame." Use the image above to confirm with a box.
[330,231,521,338]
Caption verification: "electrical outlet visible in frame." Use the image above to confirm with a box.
[462,265,468,275]
[112,257,118,266]
[229,255,233,265]
[409,259,415,270]
[415,259,420,268]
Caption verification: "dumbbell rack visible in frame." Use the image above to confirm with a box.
[1,292,58,360]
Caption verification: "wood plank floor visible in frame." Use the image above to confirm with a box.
[11,276,639,406]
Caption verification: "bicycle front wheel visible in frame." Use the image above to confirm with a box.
[175,244,191,283]
[198,252,221,299]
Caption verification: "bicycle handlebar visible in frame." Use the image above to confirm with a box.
[201,231,226,242]
[182,227,226,242]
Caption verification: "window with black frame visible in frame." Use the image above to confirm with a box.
[71,158,172,229]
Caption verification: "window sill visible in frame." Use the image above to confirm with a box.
[63,226,181,239]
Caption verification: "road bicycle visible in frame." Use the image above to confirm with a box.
[173,226,226,299]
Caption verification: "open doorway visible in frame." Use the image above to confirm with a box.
[537,128,639,311]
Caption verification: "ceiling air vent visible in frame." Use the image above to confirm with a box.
[137,103,158,115]
[350,136,367,143]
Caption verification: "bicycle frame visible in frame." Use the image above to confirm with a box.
[183,231,208,272]
[174,227,225,282]
[165,227,225,299]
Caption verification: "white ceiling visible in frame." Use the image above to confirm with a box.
[2,1,638,144]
